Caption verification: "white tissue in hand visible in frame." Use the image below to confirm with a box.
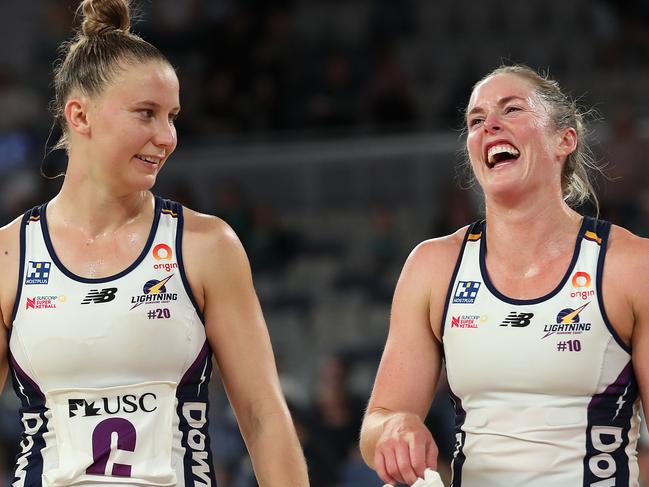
[422,469,444,486]
[382,468,444,487]
[413,469,444,487]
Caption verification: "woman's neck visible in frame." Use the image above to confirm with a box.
[48,177,152,240]
[483,196,583,277]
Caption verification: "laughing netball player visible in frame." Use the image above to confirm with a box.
[0,0,308,485]
[360,65,649,486]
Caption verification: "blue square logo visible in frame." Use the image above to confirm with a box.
[452,280,481,304]
[25,261,52,285]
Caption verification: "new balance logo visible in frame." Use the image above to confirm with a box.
[500,312,534,327]
[81,288,118,304]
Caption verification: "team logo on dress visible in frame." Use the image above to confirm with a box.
[570,271,595,300]
[500,312,534,327]
[68,393,158,418]
[452,281,481,304]
[25,295,66,310]
[451,315,488,329]
[130,275,178,310]
[541,302,591,339]
[152,243,178,272]
[25,261,51,285]
[81,288,118,304]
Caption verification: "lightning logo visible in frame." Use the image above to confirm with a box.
[541,302,592,339]
[130,275,178,310]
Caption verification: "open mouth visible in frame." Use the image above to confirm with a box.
[486,144,520,169]
[135,155,161,166]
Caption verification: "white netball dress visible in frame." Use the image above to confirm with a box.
[442,218,640,487]
[10,197,216,486]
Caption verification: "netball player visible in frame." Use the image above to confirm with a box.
[360,65,649,486]
[0,0,309,485]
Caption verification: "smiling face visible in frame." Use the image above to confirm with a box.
[465,72,572,204]
[77,59,180,194]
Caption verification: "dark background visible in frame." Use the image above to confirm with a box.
[1,0,649,485]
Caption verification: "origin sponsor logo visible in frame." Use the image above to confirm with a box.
[450,315,487,329]
[152,243,178,272]
[542,302,591,339]
[68,393,158,418]
[570,271,595,300]
[25,295,66,310]
[130,275,178,310]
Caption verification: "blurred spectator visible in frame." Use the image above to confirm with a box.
[366,45,417,130]
[308,52,358,130]
[215,183,254,247]
[308,356,366,485]
[368,205,400,277]
[248,205,301,272]
[598,106,649,228]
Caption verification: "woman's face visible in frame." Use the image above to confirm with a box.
[465,72,569,203]
[84,60,180,194]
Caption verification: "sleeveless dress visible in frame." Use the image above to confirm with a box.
[441,218,640,487]
[10,196,217,487]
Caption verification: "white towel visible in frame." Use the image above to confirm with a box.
[383,468,444,487]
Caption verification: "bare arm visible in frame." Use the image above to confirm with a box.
[184,212,308,487]
[360,233,463,485]
[0,216,22,393]
[616,231,649,417]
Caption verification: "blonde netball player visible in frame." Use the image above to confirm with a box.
[0,0,308,485]
[360,65,649,486]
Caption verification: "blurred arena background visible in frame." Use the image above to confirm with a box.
[1,0,649,485]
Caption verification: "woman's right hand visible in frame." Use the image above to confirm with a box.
[374,412,438,486]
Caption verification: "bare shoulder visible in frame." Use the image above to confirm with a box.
[180,206,250,281]
[606,225,649,271]
[396,225,468,321]
[181,207,244,256]
[0,215,25,325]
[403,226,468,287]
[605,225,649,296]
[409,226,467,263]
[0,214,23,248]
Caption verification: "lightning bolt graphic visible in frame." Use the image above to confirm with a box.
[148,275,174,294]
[13,369,30,406]
[131,275,175,310]
[560,302,590,324]
[197,358,209,397]
[613,383,630,421]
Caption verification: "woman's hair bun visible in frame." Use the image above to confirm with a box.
[80,0,131,37]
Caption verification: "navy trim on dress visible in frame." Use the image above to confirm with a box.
[441,223,479,340]
[174,202,205,322]
[10,209,32,325]
[594,219,630,353]
[39,195,162,283]
[478,217,588,305]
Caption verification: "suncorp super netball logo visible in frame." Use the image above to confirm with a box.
[570,271,594,300]
[152,243,178,272]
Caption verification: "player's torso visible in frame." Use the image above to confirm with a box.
[9,197,216,487]
[441,218,639,487]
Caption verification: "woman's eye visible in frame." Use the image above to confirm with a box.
[469,118,483,127]
[505,106,521,114]
[140,109,154,118]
